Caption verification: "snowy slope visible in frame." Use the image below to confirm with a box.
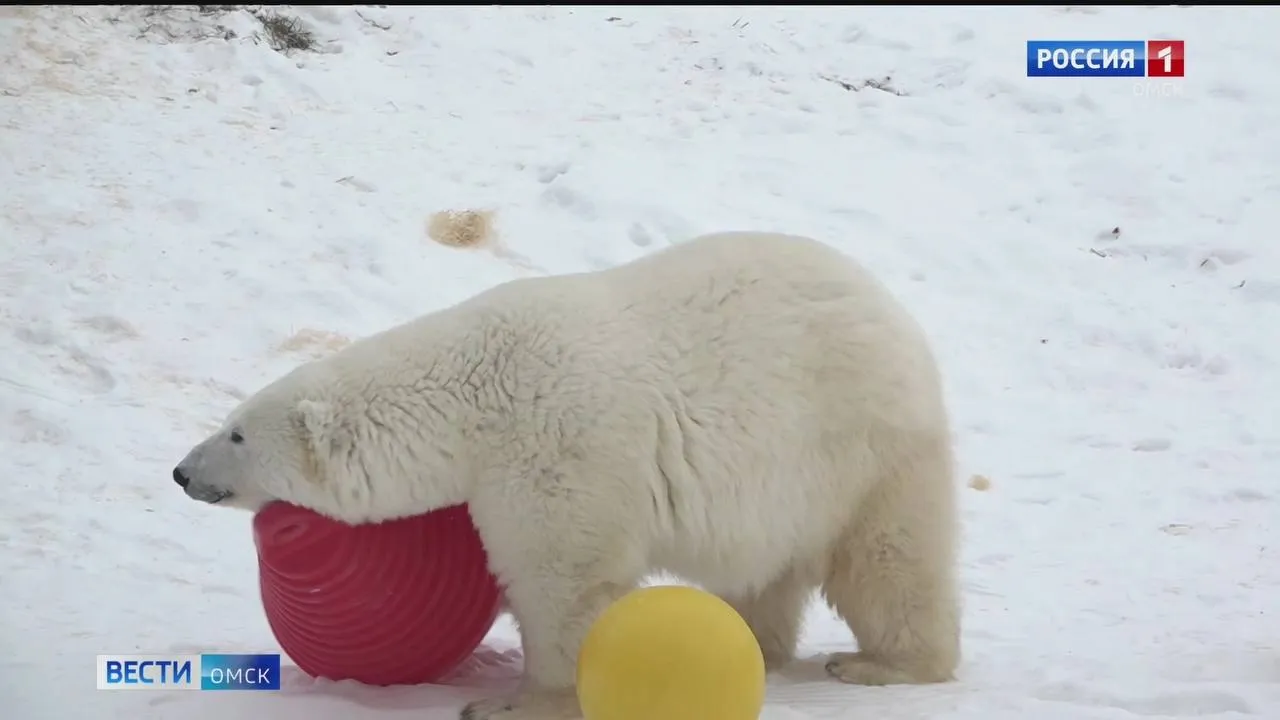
[3,4,1278,719]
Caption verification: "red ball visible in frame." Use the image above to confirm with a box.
[252,501,502,686]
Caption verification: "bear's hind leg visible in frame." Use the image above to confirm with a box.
[821,436,960,686]
[722,564,813,671]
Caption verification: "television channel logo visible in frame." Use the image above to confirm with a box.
[1027,40,1184,78]
[96,654,282,691]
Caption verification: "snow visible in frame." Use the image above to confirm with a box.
[3,4,1278,719]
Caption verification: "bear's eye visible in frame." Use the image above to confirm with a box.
[229,429,245,444]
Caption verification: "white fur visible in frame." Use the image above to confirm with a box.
[174,231,961,719]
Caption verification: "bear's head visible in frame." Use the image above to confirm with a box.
[170,365,340,516]
[170,362,467,524]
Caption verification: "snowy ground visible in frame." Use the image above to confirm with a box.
[3,4,1278,719]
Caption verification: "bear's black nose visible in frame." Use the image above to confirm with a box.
[173,467,190,488]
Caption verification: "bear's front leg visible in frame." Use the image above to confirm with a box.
[459,577,635,720]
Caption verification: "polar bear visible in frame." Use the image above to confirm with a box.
[173,231,961,720]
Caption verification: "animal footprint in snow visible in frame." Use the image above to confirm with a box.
[76,315,140,342]
[627,222,655,248]
[1131,438,1171,452]
[158,374,245,403]
[540,183,599,220]
[1238,279,1280,306]
[13,326,117,394]
[1036,681,1252,716]
[9,409,69,446]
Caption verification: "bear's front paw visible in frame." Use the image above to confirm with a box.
[825,651,953,686]
[460,688,581,720]
[460,696,511,720]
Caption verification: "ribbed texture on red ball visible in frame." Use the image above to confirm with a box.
[253,502,501,686]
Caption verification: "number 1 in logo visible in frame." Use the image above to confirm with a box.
[1147,40,1185,78]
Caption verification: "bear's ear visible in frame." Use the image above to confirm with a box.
[295,398,355,463]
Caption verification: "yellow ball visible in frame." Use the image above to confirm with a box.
[576,585,766,720]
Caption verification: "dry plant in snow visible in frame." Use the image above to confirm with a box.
[426,209,496,249]
[276,328,351,359]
